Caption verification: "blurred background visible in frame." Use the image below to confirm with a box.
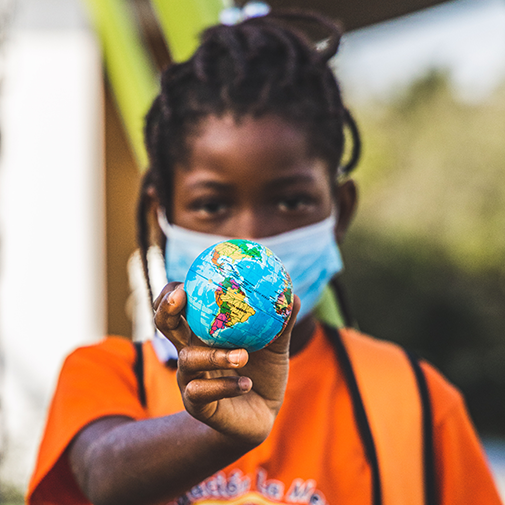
[0,0,504,501]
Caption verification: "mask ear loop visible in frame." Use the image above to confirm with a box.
[157,207,171,237]
[150,210,180,363]
[156,208,172,304]
[338,108,362,179]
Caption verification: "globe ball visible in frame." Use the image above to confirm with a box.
[184,239,293,352]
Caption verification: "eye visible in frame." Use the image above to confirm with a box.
[277,195,316,212]
[191,198,230,218]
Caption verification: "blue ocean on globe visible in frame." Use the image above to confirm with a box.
[184,239,293,352]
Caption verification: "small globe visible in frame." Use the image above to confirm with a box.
[184,239,293,352]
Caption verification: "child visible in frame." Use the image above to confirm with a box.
[27,8,502,505]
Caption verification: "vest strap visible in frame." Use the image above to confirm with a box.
[406,351,437,505]
[333,326,430,505]
[327,325,382,505]
[133,341,147,408]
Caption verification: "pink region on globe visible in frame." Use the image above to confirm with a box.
[229,279,240,290]
[210,311,231,334]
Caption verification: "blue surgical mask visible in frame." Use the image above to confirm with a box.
[157,210,343,322]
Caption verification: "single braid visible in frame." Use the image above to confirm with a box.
[137,9,362,304]
[136,169,156,305]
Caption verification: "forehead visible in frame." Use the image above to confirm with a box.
[176,113,331,186]
[190,114,308,159]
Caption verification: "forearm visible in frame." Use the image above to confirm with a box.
[71,413,257,505]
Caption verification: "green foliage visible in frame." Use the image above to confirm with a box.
[342,71,505,436]
[0,483,24,505]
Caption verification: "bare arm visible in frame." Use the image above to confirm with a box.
[69,283,300,505]
[69,412,255,505]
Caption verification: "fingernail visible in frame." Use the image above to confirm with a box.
[228,349,242,365]
[168,290,178,305]
[238,376,251,392]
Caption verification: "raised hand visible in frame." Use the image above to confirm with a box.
[154,282,300,446]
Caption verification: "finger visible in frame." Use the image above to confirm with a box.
[154,285,190,352]
[185,376,252,404]
[178,347,249,382]
[265,294,301,354]
[153,282,183,311]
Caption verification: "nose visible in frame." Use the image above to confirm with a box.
[233,209,273,240]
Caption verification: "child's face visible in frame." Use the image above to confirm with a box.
[170,114,334,239]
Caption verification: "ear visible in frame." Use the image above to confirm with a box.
[145,185,160,221]
[146,184,159,205]
[335,179,358,244]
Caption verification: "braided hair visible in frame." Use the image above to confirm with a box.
[138,10,361,305]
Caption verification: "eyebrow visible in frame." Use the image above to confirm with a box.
[185,180,232,191]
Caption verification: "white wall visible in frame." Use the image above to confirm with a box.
[0,13,104,489]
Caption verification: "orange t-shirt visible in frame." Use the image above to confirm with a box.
[27,326,502,505]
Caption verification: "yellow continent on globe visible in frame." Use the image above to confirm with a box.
[217,286,256,325]
[211,277,257,336]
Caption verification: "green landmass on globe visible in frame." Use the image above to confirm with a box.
[184,239,293,352]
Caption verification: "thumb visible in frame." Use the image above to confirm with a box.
[265,295,301,355]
